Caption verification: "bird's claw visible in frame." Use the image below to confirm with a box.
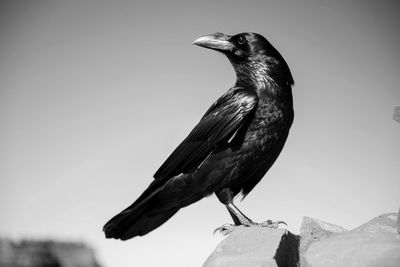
[260,219,287,228]
[213,220,287,235]
[213,223,236,236]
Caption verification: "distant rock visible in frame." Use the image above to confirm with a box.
[394,106,400,123]
[302,213,400,267]
[397,207,400,234]
[0,239,101,267]
[203,226,299,267]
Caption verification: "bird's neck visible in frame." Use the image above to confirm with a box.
[232,58,294,97]
[233,61,272,91]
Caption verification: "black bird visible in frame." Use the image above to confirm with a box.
[103,32,294,240]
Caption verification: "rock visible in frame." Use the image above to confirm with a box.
[204,212,400,267]
[397,207,400,234]
[0,239,101,267]
[394,106,400,123]
[203,226,299,267]
[299,216,347,256]
[302,213,400,267]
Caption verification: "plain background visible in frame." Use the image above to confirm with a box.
[1,1,399,266]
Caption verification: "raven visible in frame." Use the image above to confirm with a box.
[103,32,294,240]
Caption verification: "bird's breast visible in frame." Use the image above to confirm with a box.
[198,97,293,193]
[245,101,292,150]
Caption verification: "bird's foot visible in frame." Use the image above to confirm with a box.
[213,223,236,236]
[259,219,287,228]
[213,220,287,235]
[243,219,287,229]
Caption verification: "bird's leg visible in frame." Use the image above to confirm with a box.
[214,202,287,235]
[214,189,241,235]
[214,189,287,235]
[213,203,252,235]
[226,202,254,225]
[227,208,242,226]
[228,202,287,227]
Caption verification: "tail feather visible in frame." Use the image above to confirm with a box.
[103,173,203,240]
[103,204,179,240]
[103,180,183,239]
[103,184,181,240]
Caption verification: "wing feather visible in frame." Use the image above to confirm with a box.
[154,87,258,180]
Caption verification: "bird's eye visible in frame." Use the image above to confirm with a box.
[237,36,246,45]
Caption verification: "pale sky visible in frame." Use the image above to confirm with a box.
[1,1,399,267]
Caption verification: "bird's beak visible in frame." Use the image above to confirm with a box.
[193,32,233,52]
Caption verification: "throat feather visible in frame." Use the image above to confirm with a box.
[233,61,275,92]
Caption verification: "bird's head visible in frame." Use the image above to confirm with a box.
[193,32,294,89]
[194,32,278,62]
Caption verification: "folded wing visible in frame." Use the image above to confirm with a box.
[154,87,258,180]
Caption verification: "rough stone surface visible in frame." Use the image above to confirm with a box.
[299,216,347,257]
[203,226,299,267]
[0,239,101,267]
[302,213,400,267]
[204,212,400,267]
